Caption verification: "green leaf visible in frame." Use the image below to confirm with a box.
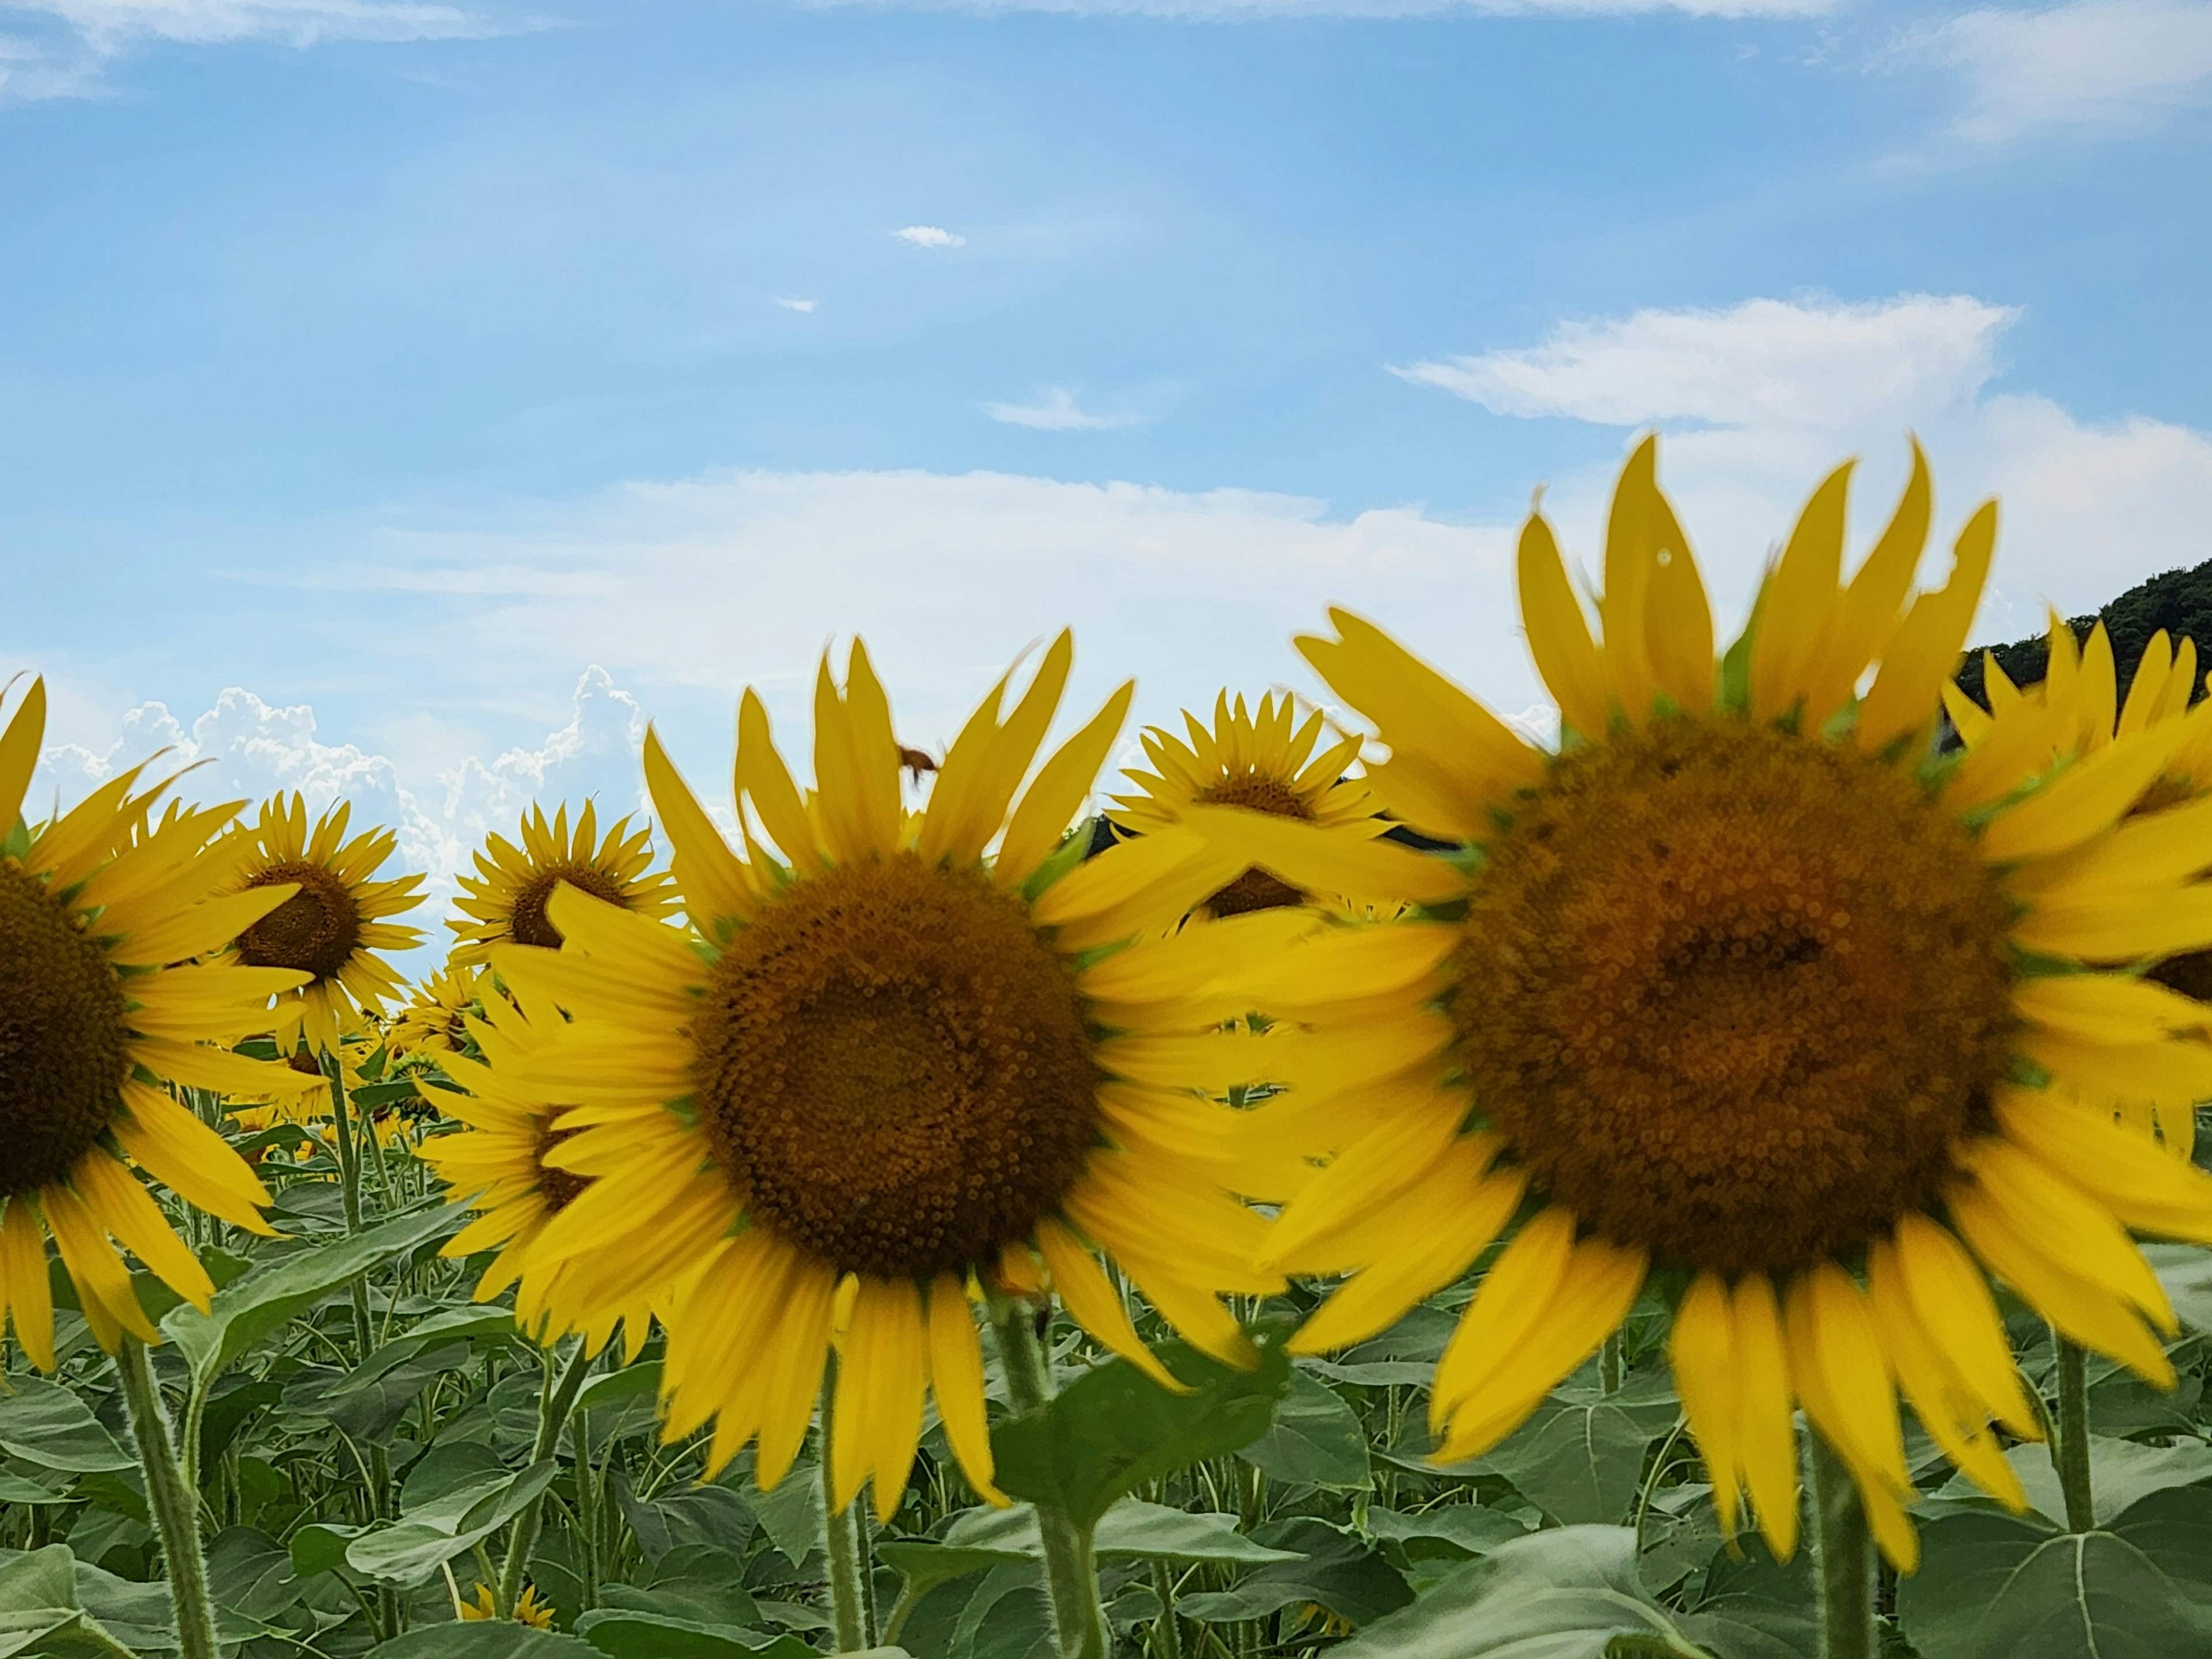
[204,1526,302,1623]
[2148,1244,2212,1332]
[1483,1378,1679,1526]
[1365,1506,1531,1561]
[313,1340,476,1443]
[574,1609,819,1659]
[0,1471,76,1505]
[1328,1525,1706,1659]
[1239,1370,1372,1490]
[990,1334,1293,1529]
[1177,1519,1413,1628]
[368,1623,598,1656]
[288,1521,367,1578]
[346,1460,558,1587]
[577,1360,661,1415]
[162,1202,465,1383]
[947,1499,1301,1565]
[0,1380,135,1474]
[1944,1435,2212,1527]
[599,1546,762,1627]
[744,1461,823,1565]
[1897,1509,2205,1658]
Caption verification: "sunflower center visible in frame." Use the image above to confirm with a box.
[533,1122,588,1213]
[0,863,130,1198]
[691,852,1099,1280]
[238,862,363,982]
[1197,775,1316,919]
[509,865,631,949]
[1452,717,2016,1276]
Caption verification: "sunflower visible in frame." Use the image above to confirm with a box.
[501,632,1285,1520]
[1109,691,1381,919]
[387,960,490,1062]
[418,985,657,1362]
[450,802,677,963]
[1190,438,2212,1570]
[0,681,320,1365]
[1945,619,2212,1150]
[462,1582,554,1627]
[227,796,425,1056]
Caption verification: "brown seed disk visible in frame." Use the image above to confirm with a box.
[1196,774,1315,918]
[534,1122,589,1213]
[691,853,1100,1281]
[0,863,129,1198]
[1452,717,2016,1277]
[239,861,364,982]
[508,864,631,949]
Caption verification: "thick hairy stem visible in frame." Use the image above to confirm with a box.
[989,1295,1109,1659]
[496,1340,594,1618]
[117,1340,219,1659]
[570,1413,599,1613]
[819,1362,873,1654]
[1807,1433,1876,1659]
[2051,1331,2096,1532]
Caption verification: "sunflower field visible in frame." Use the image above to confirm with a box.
[8,440,2212,1659]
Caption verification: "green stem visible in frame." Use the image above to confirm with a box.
[989,1295,1110,1659]
[116,1340,219,1659]
[2052,1331,2095,1532]
[1600,1330,1624,1396]
[570,1412,599,1613]
[496,1339,594,1618]
[1151,1560,1183,1659]
[1807,1433,1876,1659]
[819,1365,873,1654]
[323,1050,396,1638]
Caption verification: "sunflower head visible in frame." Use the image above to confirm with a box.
[0,680,328,1365]
[1205,436,2212,1572]
[230,795,424,1056]
[387,960,491,1060]
[494,634,1285,1519]
[1110,691,1377,919]
[451,801,677,963]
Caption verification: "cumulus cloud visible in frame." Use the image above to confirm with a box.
[1889,0,2212,142]
[1396,291,2212,639]
[35,667,654,973]
[983,387,1145,432]
[893,225,965,249]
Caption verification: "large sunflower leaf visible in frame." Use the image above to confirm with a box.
[162,1202,465,1384]
[989,1335,1292,1531]
[1896,1504,2207,1658]
[0,1380,134,1474]
[1238,1370,1372,1490]
[1324,1525,1707,1659]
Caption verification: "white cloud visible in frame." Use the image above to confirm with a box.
[836,0,1823,17]
[893,225,966,249]
[773,297,818,313]
[35,667,652,974]
[1891,0,2212,142]
[10,0,487,47]
[1396,291,2212,639]
[1395,294,2018,427]
[983,387,1145,432]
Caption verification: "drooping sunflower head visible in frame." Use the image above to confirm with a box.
[496,632,1286,1519]
[387,960,491,1061]
[0,680,326,1365]
[229,794,425,1056]
[419,983,653,1359]
[1204,436,2212,1570]
[451,801,677,963]
[1110,690,1380,918]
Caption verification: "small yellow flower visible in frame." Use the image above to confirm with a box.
[459,1582,554,1627]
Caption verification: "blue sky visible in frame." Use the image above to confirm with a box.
[3,0,2209,954]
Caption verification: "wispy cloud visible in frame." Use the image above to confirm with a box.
[893,224,965,248]
[982,387,1145,431]
[773,296,818,313]
[1887,0,2212,142]
[826,0,1825,18]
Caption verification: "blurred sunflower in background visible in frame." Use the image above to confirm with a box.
[1195,438,2212,1569]
[450,802,676,961]
[419,983,658,1362]
[1109,690,1381,919]
[0,680,316,1363]
[387,960,490,1062]
[229,796,425,1055]
[502,633,1285,1520]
